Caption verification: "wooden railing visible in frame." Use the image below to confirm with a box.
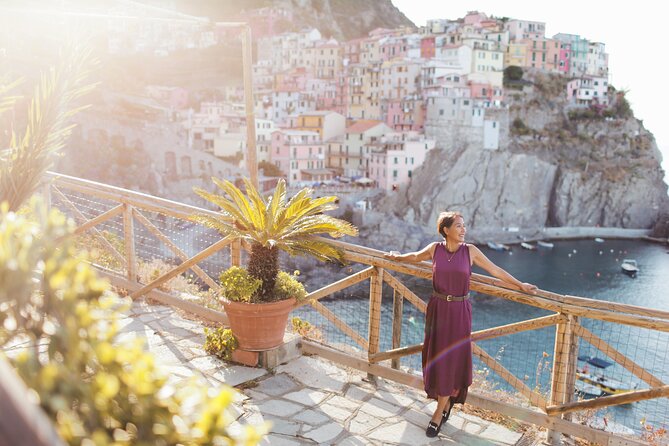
[43,171,669,446]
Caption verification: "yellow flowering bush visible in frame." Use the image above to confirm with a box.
[0,202,263,445]
[204,327,238,361]
[274,270,308,302]
[219,266,262,302]
[290,317,323,341]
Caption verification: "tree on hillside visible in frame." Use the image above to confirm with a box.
[259,160,284,177]
[504,65,524,83]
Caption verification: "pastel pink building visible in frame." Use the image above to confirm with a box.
[331,70,349,117]
[367,132,436,191]
[313,81,339,111]
[468,82,504,105]
[344,37,365,64]
[270,129,328,183]
[421,36,436,58]
[385,97,425,131]
[522,38,561,72]
[145,86,189,110]
[558,42,571,74]
[463,11,489,26]
[274,67,310,92]
[380,36,408,61]
[233,7,291,39]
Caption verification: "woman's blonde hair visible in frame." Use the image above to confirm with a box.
[437,211,463,239]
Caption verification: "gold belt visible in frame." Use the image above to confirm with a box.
[432,291,470,302]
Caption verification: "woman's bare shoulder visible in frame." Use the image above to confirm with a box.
[466,243,482,255]
[424,241,440,257]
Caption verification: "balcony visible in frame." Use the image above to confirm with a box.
[4,172,665,446]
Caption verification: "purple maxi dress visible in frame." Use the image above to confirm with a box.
[422,242,473,402]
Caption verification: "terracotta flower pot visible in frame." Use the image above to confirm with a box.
[222,298,296,351]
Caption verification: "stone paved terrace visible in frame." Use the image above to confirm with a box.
[118,299,528,445]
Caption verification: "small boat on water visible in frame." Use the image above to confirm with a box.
[594,237,605,243]
[577,356,638,396]
[487,242,510,251]
[620,259,639,277]
[520,242,536,250]
[537,240,554,248]
[575,380,603,397]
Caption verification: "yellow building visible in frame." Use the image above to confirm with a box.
[313,41,342,79]
[361,64,382,120]
[346,65,367,120]
[505,42,527,68]
[293,111,346,142]
[360,37,381,64]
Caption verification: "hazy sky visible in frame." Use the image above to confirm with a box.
[392,0,669,186]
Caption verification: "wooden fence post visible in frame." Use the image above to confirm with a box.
[123,203,137,282]
[547,313,570,445]
[391,289,403,370]
[231,238,242,267]
[563,315,579,421]
[367,267,384,379]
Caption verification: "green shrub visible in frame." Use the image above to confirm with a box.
[613,94,632,118]
[504,65,523,82]
[219,266,262,302]
[274,270,308,302]
[291,316,322,341]
[510,117,531,136]
[204,327,238,361]
[0,202,262,445]
[137,257,200,294]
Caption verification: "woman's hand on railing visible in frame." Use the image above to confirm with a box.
[384,251,401,261]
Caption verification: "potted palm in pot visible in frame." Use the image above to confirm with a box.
[192,177,357,350]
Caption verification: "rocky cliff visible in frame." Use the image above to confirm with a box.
[178,0,415,40]
[377,72,669,244]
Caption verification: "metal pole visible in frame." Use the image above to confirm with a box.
[241,25,258,189]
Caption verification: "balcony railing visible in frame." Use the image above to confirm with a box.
[39,171,669,446]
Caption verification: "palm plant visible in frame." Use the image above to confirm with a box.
[193,177,358,302]
[0,45,96,211]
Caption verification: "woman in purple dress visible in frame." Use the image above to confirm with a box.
[385,211,537,437]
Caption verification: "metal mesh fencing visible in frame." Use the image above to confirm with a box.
[50,188,669,438]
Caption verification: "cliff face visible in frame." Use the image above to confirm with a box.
[178,0,415,40]
[290,0,416,40]
[389,73,669,234]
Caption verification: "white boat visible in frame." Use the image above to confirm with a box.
[594,237,605,243]
[537,240,554,248]
[520,242,536,250]
[575,380,603,397]
[577,356,638,395]
[620,259,639,277]
[487,242,509,251]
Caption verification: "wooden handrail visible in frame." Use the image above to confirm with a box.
[546,385,669,416]
[42,172,668,445]
[0,358,66,446]
[369,314,565,364]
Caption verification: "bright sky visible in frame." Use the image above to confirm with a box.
[392,0,669,187]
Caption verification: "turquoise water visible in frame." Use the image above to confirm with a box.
[292,239,669,433]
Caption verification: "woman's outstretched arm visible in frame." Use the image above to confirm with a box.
[468,244,538,293]
[384,242,438,263]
